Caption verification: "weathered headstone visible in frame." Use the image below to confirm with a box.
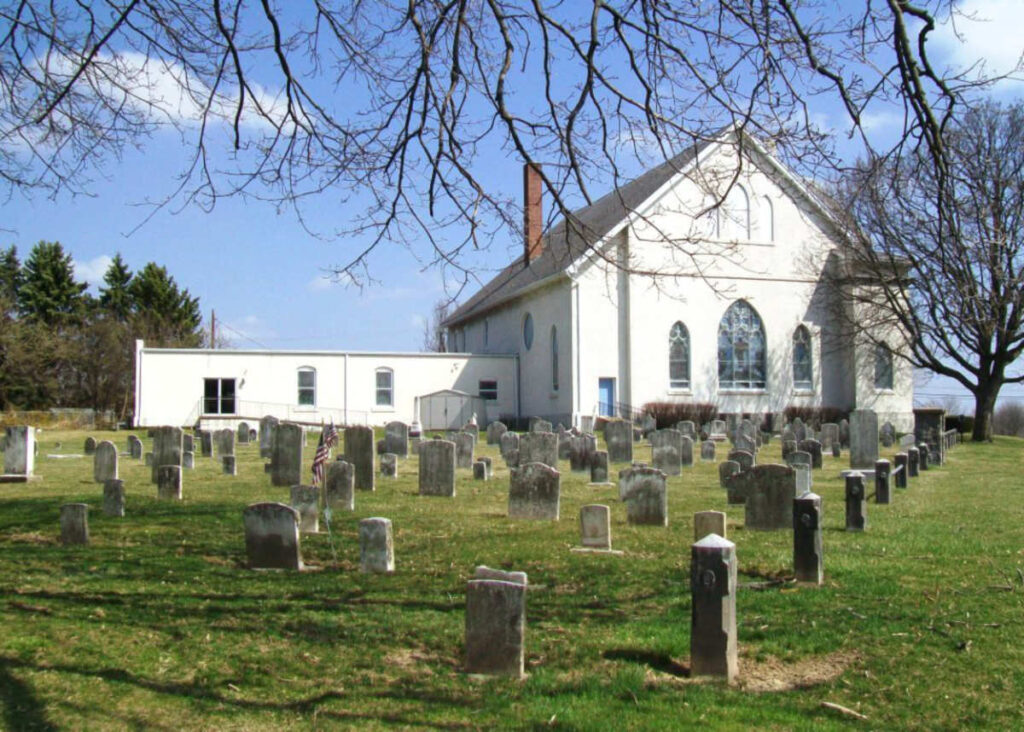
[875,459,892,504]
[84,436,97,455]
[237,422,251,444]
[914,408,946,465]
[918,443,930,471]
[727,449,754,473]
[568,435,592,472]
[222,455,237,476]
[781,439,797,461]
[93,440,118,483]
[880,421,895,448]
[845,472,867,531]
[700,440,716,461]
[677,421,697,440]
[157,465,182,500]
[103,479,125,517]
[694,510,726,541]
[325,461,355,512]
[604,420,634,463]
[690,534,737,681]
[271,422,304,487]
[724,464,796,530]
[419,439,456,497]
[733,431,757,455]
[290,484,320,533]
[621,467,668,526]
[128,434,143,460]
[839,418,850,448]
[499,431,520,462]
[579,504,612,549]
[198,430,213,458]
[529,417,553,433]
[465,576,526,677]
[894,452,908,488]
[215,428,236,457]
[848,409,879,469]
[380,452,398,477]
[359,517,395,573]
[719,460,741,491]
[454,431,475,470]
[557,430,572,461]
[472,460,489,480]
[791,418,807,443]
[183,451,195,469]
[798,439,823,469]
[183,433,194,455]
[508,462,560,520]
[907,446,920,477]
[819,423,839,450]
[486,420,508,445]
[679,435,695,468]
[144,452,153,467]
[518,431,558,469]
[259,415,279,458]
[243,502,302,570]
[60,503,89,545]
[384,421,410,457]
[831,442,841,458]
[650,429,683,476]
[345,425,376,492]
[151,426,183,483]
[793,492,823,584]
[590,450,610,484]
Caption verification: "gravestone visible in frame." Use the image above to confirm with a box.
[907,446,920,477]
[325,461,355,512]
[579,504,612,549]
[875,459,892,504]
[719,460,741,490]
[918,443,930,471]
[880,421,895,448]
[680,435,694,468]
[84,436,97,455]
[914,408,946,465]
[604,420,634,463]
[845,472,867,531]
[791,418,807,443]
[499,431,520,462]
[157,465,182,500]
[781,426,796,444]
[733,431,757,455]
[568,435,593,472]
[694,510,726,541]
[700,440,716,461]
[222,455,237,476]
[621,467,668,526]
[727,449,754,473]
[899,433,916,449]
[380,452,398,477]
[590,451,610,484]
[894,452,908,488]
[103,479,125,517]
[486,420,508,445]
[93,440,118,483]
[724,464,796,530]
[259,415,279,458]
[237,422,251,444]
[677,421,697,440]
[529,417,553,433]
[690,534,737,681]
[518,431,558,469]
[150,426,183,483]
[508,462,560,520]
[839,418,850,448]
[798,438,823,469]
[271,422,304,487]
[243,502,302,570]
[345,425,376,492]
[198,430,213,458]
[473,460,489,480]
[557,430,572,461]
[359,517,395,573]
[454,431,475,470]
[183,433,194,455]
[144,452,153,466]
[419,439,456,497]
[781,439,797,461]
[290,485,320,533]
[831,442,841,458]
[465,576,526,677]
[819,423,839,450]
[650,429,683,476]
[183,451,195,469]
[215,428,235,457]
[849,409,878,469]
[60,503,89,545]
[384,421,410,457]
[793,492,823,584]
[128,435,143,460]
[505,449,520,469]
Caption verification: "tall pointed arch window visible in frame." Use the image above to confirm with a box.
[669,321,691,389]
[792,326,812,389]
[874,343,894,389]
[721,184,751,240]
[763,195,774,241]
[550,326,559,392]
[718,300,766,389]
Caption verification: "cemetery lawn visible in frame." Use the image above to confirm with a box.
[1,431,1023,731]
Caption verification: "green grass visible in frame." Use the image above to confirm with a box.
[1,429,1022,730]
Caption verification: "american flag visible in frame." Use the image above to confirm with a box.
[311,421,339,486]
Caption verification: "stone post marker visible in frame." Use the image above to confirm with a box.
[419,439,456,497]
[325,461,355,512]
[103,479,125,517]
[579,504,611,549]
[793,492,823,584]
[690,534,738,681]
[694,510,727,541]
[894,452,908,489]
[590,451,610,483]
[907,447,920,478]
[918,443,930,471]
[290,485,320,533]
[465,572,527,677]
[345,425,376,492]
[271,422,304,487]
[875,459,892,504]
[157,465,182,500]
[845,472,867,531]
[243,502,302,570]
[60,503,90,545]
[3,426,35,478]
[359,517,395,573]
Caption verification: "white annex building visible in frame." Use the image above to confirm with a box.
[134,127,913,431]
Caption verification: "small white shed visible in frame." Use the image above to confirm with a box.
[417,390,486,431]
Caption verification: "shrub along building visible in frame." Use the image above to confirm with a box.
[134,127,913,431]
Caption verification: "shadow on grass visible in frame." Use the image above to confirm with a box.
[602,649,690,677]
[0,658,59,731]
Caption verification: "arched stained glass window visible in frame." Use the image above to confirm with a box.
[875,343,894,389]
[669,321,690,389]
[718,300,766,389]
[792,326,812,389]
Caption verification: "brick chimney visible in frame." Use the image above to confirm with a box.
[523,162,543,264]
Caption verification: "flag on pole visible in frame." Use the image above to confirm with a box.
[312,420,338,486]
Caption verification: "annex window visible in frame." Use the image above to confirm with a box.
[523,312,534,350]
[718,300,766,389]
[551,326,559,392]
[375,368,394,407]
[297,367,316,406]
[479,379,498,401]
[203,377,236,415]
[792,326,812,389]
[874,343,894,389]
[669,321,691,389]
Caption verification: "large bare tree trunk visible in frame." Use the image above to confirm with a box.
[972,387,999,442]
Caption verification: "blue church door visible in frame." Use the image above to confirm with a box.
[598,378,615,417]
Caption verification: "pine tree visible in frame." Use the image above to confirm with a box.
[17,241,87,325]
[99,253,133,321]
[0,245,20,317]
[129,262,202,347]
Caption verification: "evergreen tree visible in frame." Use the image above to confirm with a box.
[0,245,19,312]
[17,241,87,324]
[129,262,202,346]
[99,253,133,321]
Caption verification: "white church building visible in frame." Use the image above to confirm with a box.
[134,127,913,431]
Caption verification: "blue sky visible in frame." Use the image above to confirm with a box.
[3,0,1023,411]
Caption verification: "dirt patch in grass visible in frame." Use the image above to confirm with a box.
[737,650,862,692]
[3,531,57,544]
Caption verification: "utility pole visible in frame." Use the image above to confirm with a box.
[211,309,216,349]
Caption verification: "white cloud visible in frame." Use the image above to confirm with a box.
[934,1,1024,81]
[307,275,336,292]
[72,254,113,290]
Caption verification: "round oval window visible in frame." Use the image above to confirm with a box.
[523,313,534,350]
